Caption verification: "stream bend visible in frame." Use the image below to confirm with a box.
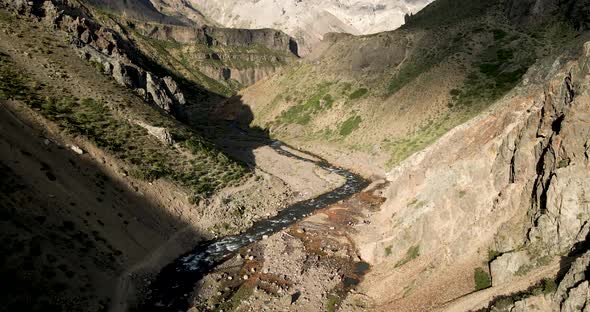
[142,141,369,311]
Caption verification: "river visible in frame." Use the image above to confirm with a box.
[141,141,369,311]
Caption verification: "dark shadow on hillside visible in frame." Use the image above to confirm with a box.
[99,22,272,165]
[184,94,273,168]
[0,105,206,312]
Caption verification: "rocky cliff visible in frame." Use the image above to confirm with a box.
[3,0,188,115]
[76,0,299,92]
[181,0,433,55]
[131,22,298,90]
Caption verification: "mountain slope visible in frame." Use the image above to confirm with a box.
[228,0,583,176]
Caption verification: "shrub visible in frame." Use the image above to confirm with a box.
[385,246,392,257]
[339,116,362,136]
[488,249,500,261]
[542,278,557,294]
[395,245,420,268]
[474,267,492,290]
[492,29,508,41]
[0,55,248,199]
[348,88,368,100]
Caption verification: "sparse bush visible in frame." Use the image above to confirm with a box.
[395,245,420,268]
[348,88,368,100]
[339,116,362,136]
[474,267,491,290]
[385,246,392,256]
[280,82,334,125]
[488,249,500,261]
[492,28,507,41]
[542,278,557,294]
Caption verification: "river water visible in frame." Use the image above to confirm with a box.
[141,141,369,311]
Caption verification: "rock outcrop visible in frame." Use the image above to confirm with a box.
[136,22,298,55]
[1,0,188,115]
[133,21,298,87]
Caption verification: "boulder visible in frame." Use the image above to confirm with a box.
[70,145,84,155]
[146,73,174,112]
[133,120,175,146]
[491,251,531,285]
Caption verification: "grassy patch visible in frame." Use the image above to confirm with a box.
[384,112,465,167]
[395,245,420,268]
[407,198,427,209]
[474,267,491,290]
[326,294,339,312]
[280,82,334,125]
[348,88,368,100]
[488,249,500,262]
[339,115,362,136]
[217,284,253,311]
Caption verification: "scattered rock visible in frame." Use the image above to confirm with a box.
[70,145,84,155]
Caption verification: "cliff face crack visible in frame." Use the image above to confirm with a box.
[531,137,556,224]
[540,173,555,214]
[509,136,522,184]
[552,114,566,134]
[564,72,575,105]
[509,150,517,184]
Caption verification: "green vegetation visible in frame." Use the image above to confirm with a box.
[326,294,339,312]
[0,53,248,201]
[395,245,420,268]
[384,25,539,167]
[388,62,430,95]
[474,267,492,290]
[540,278,557,294]
[385,246,392,257]
[280,82,334,125]
[407,198,427,209]
[558,159,571,168]
[383,112,464,167]
[348,88,368,100]
[217,284,254,312]
[339,115,362,136]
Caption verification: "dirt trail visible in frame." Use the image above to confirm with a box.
[438,260,561,312]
